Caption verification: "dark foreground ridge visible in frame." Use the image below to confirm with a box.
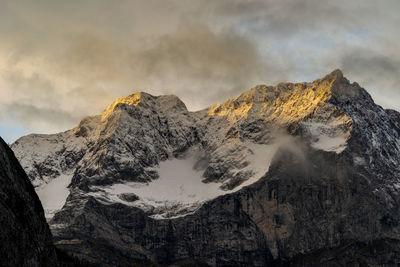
[0,137,58,267]
[0,137,95,267]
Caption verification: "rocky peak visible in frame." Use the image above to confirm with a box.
[206,69,352,124]
[101,92,187,120]
[323,68,345,82]
[318,69,374,103]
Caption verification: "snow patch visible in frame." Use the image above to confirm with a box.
[36,174,73,220]
[90,149,223,219]
[232,139,289,189]
[302,121,349,153]
[89,141,286,219]
[353,156,366,165]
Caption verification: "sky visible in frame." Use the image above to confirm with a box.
[0,0,399,143]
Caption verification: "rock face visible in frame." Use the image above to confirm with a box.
[11,70,400,266]
[0,137,59,267]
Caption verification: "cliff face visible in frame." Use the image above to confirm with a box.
[0,137,59,267]
[50,144,400,266]
[11,70,400,266]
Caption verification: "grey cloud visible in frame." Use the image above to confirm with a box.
[184,0,375,36]
[44,25,282,110]
[3,103,79,134]
[126,25,277,107]
[0,22,279,135]
[0,0,399,142]
[2,71,57,104]
[341,50,400,79]
[338,48,400,109]
[0,70,82,134]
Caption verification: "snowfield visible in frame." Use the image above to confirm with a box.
[36,174,73,219]
[89,140,288,219]
[301,120,350,153]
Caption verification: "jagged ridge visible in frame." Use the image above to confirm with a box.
[11,69,399,219]
[10,70,400,266]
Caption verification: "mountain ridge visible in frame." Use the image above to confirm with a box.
[11,69,398,219]
[10,69,400,266]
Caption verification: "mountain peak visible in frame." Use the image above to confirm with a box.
[205,69,374,126]
[101,91,187,120]
[206,70,348,122]
[313,69,348,89]
[101,92,142,119]
[320,69,372,101]
[325,68,344,80]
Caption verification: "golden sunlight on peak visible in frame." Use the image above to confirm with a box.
[101,92,142,120]
[207,101,253,119]
[206,75,341,124]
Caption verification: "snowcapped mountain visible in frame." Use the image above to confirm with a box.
[11,70,400,266]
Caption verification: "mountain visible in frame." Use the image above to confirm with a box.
[0,136,102,267]
[11,70,400,266]
[0,137,59,266]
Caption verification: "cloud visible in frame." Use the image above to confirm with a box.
[0,0,399,142]
[0,70,82,135]
[0,22,278,139]
[5,103,78,132]
[54,25,273,107]
[338,47,400,109]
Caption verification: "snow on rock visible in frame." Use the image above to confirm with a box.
[301,120,350,153]
[36,174,73,219]
[11,131,86,187]
[89,141,285,219]
[231,137,292,189]
[11,131,86,219]
[13,69,400,223]
[353,156,366,166]
[90,148,223,218]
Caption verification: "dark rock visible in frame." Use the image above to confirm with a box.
[119,193,139,202]
[0,137,59,267]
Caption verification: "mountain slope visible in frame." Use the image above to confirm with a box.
[0,137,59,267]
[11,70,400,266]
